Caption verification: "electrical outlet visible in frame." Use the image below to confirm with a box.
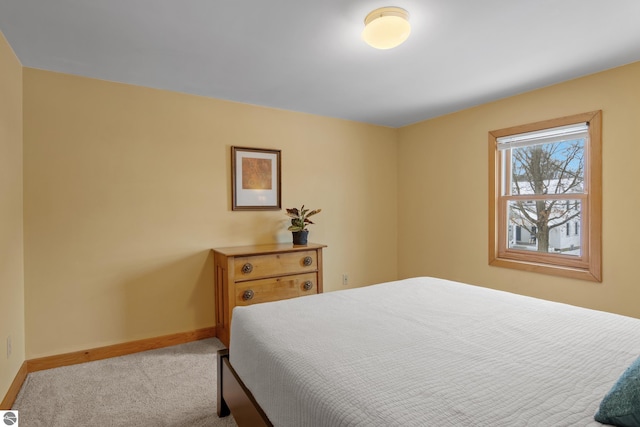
[7,335,11,359]
[342,274,348,286]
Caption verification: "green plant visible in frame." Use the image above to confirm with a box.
[286,205,321,232]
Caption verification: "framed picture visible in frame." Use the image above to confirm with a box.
[231,146,281,211]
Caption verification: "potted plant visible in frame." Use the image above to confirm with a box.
[286,205,321,245]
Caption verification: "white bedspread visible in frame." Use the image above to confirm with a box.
[229,277,640,426]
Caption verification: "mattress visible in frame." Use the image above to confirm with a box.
[229,277,640,426]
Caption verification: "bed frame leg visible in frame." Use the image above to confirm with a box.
[217,349,231,417]
[215,348,273,426]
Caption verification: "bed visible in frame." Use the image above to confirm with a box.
[217,277,640,426]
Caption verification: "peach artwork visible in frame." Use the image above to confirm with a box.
[242,157,272,189]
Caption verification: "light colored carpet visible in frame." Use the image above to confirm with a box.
[13,338,238,427]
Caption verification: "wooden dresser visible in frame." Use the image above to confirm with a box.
[213,242,326,347]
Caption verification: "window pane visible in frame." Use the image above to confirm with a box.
[510,139,585,196]
[507,199,582,256]
[490,111,601,281]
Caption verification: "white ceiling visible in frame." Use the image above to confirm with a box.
[1,0,639,128]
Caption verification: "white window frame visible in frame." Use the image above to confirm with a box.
[489,111,602,282]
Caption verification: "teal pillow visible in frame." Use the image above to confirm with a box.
[595,356,640,427]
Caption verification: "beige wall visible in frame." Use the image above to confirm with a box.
[10,38,640,371]
[22,69,399,358]
[0,30,25,400]
[398,61,640,319]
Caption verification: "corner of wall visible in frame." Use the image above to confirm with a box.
[0,27,26,405]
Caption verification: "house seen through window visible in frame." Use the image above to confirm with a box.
[489,111,602,281]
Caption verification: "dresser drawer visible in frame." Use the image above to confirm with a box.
[214,242,326,347]
[234,272,318,306]
[233,250,318,281]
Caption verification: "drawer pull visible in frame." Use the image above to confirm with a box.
[241,263,253,274]
[303,280,313,291]
[303,256,313,266]
[242,290,254,301]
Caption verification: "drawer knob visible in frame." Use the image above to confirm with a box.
[241,263,253,274]
[303,256,313,266]
[242,290,254,301]
[303,280,313,291]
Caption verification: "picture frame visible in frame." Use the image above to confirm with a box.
[231,146,281,211]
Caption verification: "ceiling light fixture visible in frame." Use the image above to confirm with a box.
[362,7,411,50]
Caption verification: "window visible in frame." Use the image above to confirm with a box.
[489,111,602,281]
